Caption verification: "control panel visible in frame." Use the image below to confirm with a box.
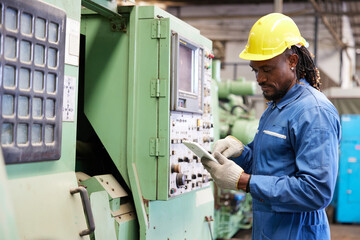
[169,48,214,197]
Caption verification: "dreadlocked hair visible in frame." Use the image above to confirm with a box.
[288,45,321,91]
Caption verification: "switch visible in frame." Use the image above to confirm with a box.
[202,175,209,183]
[205,52,214,59]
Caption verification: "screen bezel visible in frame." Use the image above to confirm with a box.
[170,32,204,113]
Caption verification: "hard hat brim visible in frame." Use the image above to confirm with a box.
[239,49,284,61]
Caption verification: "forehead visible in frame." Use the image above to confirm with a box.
[249,53,286,68]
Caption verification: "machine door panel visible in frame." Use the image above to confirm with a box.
[8,172,90,239]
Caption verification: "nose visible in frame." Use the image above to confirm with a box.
[256,71,266,85]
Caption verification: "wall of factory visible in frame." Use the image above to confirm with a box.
[167,2,356,89]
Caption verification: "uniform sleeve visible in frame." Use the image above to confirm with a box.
[231,140,254,173]
[249,106,340,212]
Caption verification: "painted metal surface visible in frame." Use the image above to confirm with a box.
[6,0,81,178]
[8,171,90,239]
[2,0,93,238]
[146,187,215,239]
[217,81,257,98]
[81,13,130,187]
[80,174,138,240]
[82,0,119,18]
[336,114,360,223]
[232,119,260,145]
[0,149,19,240]
[82,5,215,239]
[90,191,117,240]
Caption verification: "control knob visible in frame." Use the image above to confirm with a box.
[176,173,186,187]
[171,164,181,173]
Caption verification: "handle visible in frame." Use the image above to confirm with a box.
[70,187,95,236]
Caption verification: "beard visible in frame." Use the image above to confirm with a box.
[261,79,294,102]
[262,87,288,101]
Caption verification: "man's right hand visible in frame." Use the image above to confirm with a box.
[201,152,244,190]
[212,136,243,158]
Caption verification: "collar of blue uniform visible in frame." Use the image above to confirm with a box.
[266,78,308,110]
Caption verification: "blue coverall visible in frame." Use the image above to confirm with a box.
[233,79,341,240]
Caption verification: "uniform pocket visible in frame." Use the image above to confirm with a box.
[302,224,329,240]
[261,125,292,160]
[261,125,288,150]
[263,130,286,139]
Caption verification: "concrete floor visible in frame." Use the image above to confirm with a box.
[231,224,360,240]
[330,224,360,240]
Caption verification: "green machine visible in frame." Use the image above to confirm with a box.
[80,5,216,239]
[1,0,94,239]
[0,0,137,239]
[1,0,257,239]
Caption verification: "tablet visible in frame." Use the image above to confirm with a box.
[182,141,218,163]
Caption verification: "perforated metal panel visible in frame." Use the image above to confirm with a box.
[0,0,66,164]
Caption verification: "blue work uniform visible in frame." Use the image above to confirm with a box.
[233,79,341,240]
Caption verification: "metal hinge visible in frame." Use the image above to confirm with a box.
[151,19,168,39]
[149,138,165,157]
[151,79,166,98]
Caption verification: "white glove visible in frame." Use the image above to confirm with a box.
[212,136,243,158]
[201,152,244,190]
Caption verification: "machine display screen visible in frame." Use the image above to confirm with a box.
[178,41,198,95]
[171,32,203,113]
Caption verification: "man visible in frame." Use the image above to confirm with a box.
[201,13,341,239]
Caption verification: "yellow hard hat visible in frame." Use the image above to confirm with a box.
[239,13,307,61]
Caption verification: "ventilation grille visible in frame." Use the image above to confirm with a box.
[0,0,66,164]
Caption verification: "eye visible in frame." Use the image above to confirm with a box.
[263,68,271,73]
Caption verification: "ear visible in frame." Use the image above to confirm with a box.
[288,53,299,68]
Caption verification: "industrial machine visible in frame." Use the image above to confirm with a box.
[80,5,215,239]
[1,0,92,238]
[0,0,261,238]
[1,0,217,239]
